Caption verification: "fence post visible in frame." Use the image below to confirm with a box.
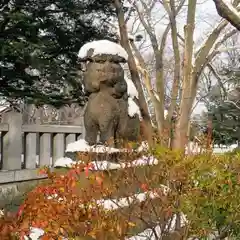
[2,112,23,170]
[39,133,51,167]
[52,133,65,164]
[25,133,37,169]
[66,134,76,145]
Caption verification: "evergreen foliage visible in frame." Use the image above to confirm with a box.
[0,0,117,107]
[210,69,240,145]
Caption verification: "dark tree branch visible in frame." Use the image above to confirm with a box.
[213,0,240,31]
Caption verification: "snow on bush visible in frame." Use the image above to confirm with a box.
[24,227,45,240]
[126,213,187,240]
[53,157,76,168]
[54,156,159,170]
[95,190,164,211]
[53,139,154,170]
[123,156,158,168]
[65,139,120,153]
[23,187,175,240]
[78,39,128,61]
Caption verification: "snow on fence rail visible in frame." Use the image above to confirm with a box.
[0,111,84,184]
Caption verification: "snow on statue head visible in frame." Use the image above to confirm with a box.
[78,39,128,63]
[78,39,141,149]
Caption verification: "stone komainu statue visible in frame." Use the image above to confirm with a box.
[82,54,140,147]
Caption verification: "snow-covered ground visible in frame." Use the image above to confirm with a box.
[186,142,238,154]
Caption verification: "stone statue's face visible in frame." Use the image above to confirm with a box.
[84,61,124,85]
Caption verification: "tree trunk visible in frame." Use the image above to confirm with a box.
[162,0,184,144]
[172,83,197,150]
[172,0,197,150]
[114,0,154,145]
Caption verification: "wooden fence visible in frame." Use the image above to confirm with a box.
[0,112,84,184]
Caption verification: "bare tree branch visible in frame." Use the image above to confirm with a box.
[207,63,227,97]
[213,0,240,31]
[163,0,185,124]
[114,0,154,144]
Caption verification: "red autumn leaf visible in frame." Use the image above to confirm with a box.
[17,204,25,218]
[140,183,149,191]
[41,235,53,240]
[38,168,47,175]
[84,166,90,177]
[165,207,173,219]
[96,176,103,186]
[70,179,77,188]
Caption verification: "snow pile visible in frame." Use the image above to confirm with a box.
[65,139,148,155]
[164,109,168,119]
[24,227,68,240]
[0,105,8,113]
[54,154,159,170]
[87,156,159,171]
[45,188,170,211]
[25,67,40,77]
[46,193,65,202]
[54,157,159,170]
[128,97,141,118]
[213,143,238,154]
[78,40,128,61]
[65,139,120,153]
[0,209,4,218]
[88,160,122,171]
[125,77,139,99]
[125,75,141,119]
[137,141,149,152]
[123,156,158,168]
[24,227,45,240]
[125,77,141,119]
[54,157,76,168]
[185,142,202,155]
